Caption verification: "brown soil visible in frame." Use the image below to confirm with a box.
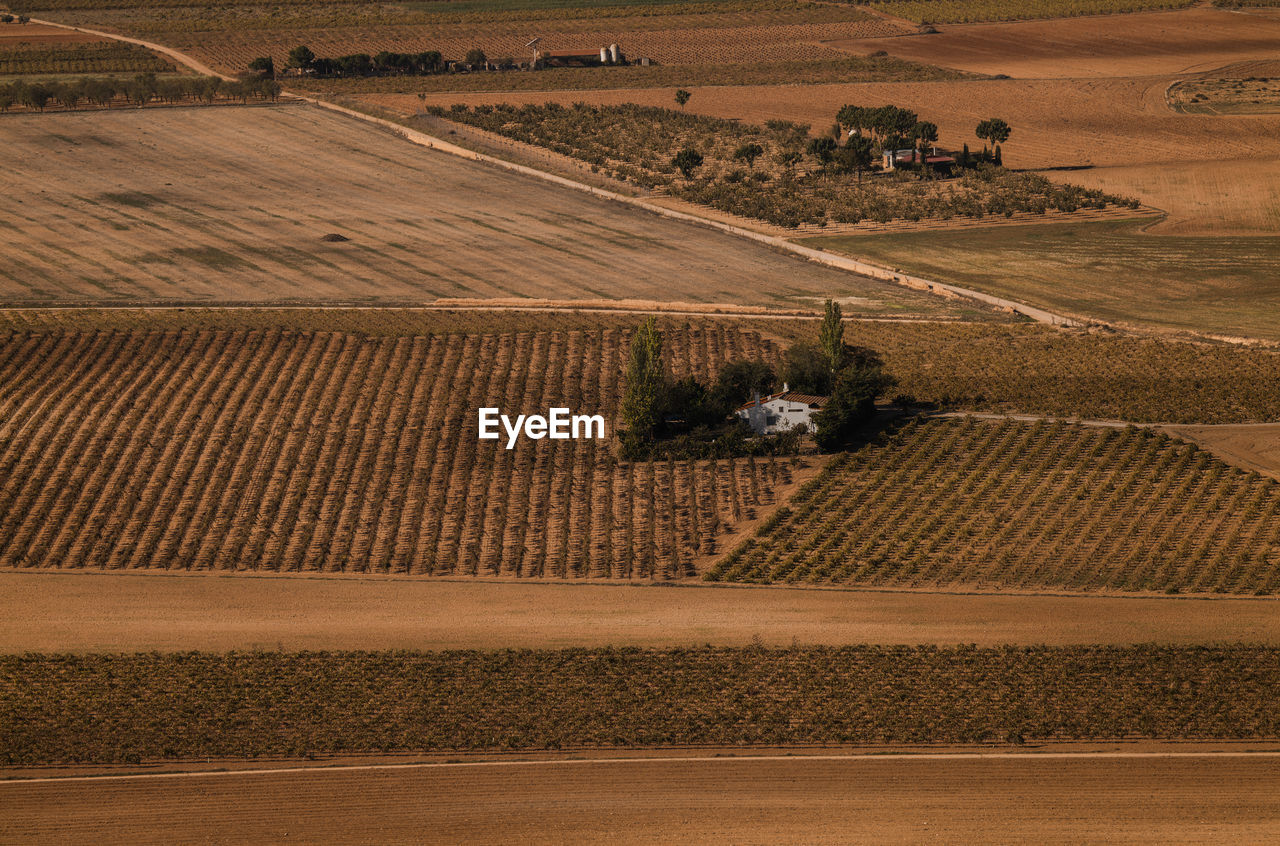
[2,570,1277,652]
[1164,423,1280,481]
[836,7,1280,79]
[0,23,99,45]
[0,105,963,315]
[4,754,1278,844]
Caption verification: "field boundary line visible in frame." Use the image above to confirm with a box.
[20,16,1083,329]
[7,750,1280,785]
[300,98,1085,328]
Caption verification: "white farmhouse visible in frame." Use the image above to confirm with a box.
[736,385,828,435]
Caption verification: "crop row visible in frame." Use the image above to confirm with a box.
[871,0,1193,23]
[0,42,174,76]
[3,645,1278,764]
[710,417,1280,594]
[0,327,784,578]
[2,312,1277,425]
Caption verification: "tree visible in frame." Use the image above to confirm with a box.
[671,147,703,179]
[733,142,764,168]
[806,136,836,168]
[674,88,691,108]
[775,150,802,173]
[621,317,666,441]
[712,359,776,412]
[19,82,50,111]
[0,14,12,23]
[781,342,832,396]
[913,120,938,172]
[818,299,845,376]
[248,56,275,78]
[286,45,315,73]
[832,134,874,182]
[813,364,895,452]
[975,117,1010,162]
[465,47,487,67]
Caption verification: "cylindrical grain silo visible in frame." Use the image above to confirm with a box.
[609,43,620,64]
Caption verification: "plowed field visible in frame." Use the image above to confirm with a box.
[842,7,1280,79]
[0,105,959,314]
[4,755,1276,845]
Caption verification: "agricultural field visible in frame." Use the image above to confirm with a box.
[4,755,1277,845]
[0,105,974,315]
[712,418,1280,594]
[7,571,1280,652]
[1170,70,1280,115]
[847,6,1280,79]
[4,646,1280,763]
[0,40,173,76]
[870,0,1193,23]
[13,0,922,86]
[441,102,1136,229]
[809,220,1280,341]
[0,325,806,578]
[8,307,1280,422]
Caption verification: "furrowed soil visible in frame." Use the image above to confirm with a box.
[5,570,1279,652]
[0,105,964,314]
[5,755,1279,845]
[844,7,1280,79]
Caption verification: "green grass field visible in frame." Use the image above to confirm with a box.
[806,219,1280,341]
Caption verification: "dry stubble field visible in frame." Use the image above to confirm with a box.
[0,105,965,314]
[4,755,1279,845]
[3,570,1280,652]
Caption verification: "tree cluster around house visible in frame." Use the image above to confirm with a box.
[619,304,894,460]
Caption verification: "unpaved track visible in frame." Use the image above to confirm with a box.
[4,754,1278,844]
[2,570,1277,652]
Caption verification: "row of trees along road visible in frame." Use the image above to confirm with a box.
[620,304,895,458]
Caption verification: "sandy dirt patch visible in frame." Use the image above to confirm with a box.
[1164,423,1280,481]
[4,755,1278,844]
[1,570,1277,652]
[833,7,1280,79]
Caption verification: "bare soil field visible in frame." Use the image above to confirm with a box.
[842,6,1280,78]
[4,570,1278,652]
[1057,159,1280,234]
[0,22,97,45]
[0,105,967,314]
[4,755,1279,844]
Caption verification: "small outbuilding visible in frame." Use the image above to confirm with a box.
[736,385,828,435]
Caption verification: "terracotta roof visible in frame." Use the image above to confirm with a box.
[736,391,829,411]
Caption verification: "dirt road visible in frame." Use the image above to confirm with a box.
[4,754,1278,844]
[2,570,1276,652]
